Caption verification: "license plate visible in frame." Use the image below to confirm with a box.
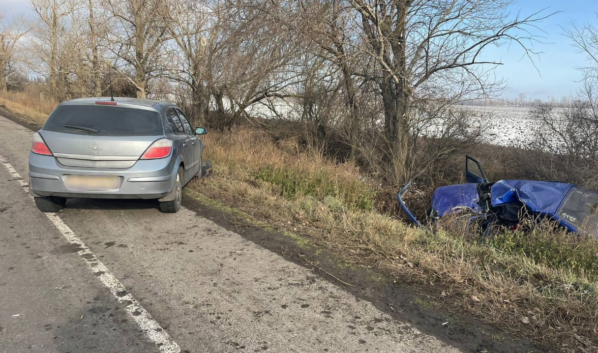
[63,175,121,191]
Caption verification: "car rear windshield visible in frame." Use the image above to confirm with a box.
[43,105,163,136]
[558,187,598,235]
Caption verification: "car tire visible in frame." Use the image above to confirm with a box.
[159,167,183,213]
[34,196,67,213]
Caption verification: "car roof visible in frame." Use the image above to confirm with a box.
[59,97,172,111]
[491,180,576,216]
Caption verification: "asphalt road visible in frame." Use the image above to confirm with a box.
[0,114,460,353]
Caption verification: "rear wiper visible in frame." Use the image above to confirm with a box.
[63,125,99,133]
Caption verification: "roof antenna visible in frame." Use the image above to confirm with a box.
[108,65,115,101]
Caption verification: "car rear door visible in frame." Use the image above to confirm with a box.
[164,107,193,179]
[175,109,201,177]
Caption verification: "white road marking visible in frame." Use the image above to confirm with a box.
[3,160,22,180]
[0,154,181,353]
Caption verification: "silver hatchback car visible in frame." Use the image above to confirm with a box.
[28,97,207,213]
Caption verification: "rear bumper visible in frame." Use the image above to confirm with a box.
[28,152,176,199]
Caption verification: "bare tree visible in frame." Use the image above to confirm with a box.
[166,0,302,129]
[344,0,552,183]
[163,0,211,124]
[104,0,171,98]
[296,0,365,157]
[564,18,598,86]
[215,0,301,128]
[87,0,102,96]
[0,14,30,92]
[31,0,77,94]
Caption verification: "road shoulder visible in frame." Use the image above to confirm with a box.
[181,189,541,353]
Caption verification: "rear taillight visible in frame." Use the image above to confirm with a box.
[32,132,52,156]
[141,139,173,159]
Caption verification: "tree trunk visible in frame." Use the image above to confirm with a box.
[134,0,147,99]
[50,6,58,94]
[213,90,226,130]
[135,43,146,98]
[379,1,411,184]
[192,85,208,127]
[380,82,409,182]
[339,60,358,159]
[89,0,101,97]
[0,35,6,92]
[0,62,7,92]
[136,71,147,99]
[331,0,358,159]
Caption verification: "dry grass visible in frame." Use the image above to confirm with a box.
[202,128,377,210]
[0,87,57,124]
[193,127,598,352]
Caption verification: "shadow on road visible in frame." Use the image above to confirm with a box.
[64,198,160,211]
[52,289,156,353]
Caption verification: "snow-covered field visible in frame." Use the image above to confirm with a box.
[459,106,535,147]
[456,105,562,148]
[419,105,550,148]
[246,98,557,149]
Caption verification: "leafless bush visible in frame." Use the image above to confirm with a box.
[354,106,485,186]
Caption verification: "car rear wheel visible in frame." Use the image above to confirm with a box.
[159,167,183,213]
[34,196,67,213]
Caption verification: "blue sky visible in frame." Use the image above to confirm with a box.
[482,0,598,100]
[1,0,597,100]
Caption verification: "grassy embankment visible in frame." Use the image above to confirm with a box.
[3,90,597,351]
[0,89,57,125]
[194,127,598,349]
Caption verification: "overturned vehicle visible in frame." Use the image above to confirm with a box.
[398,156,598,238]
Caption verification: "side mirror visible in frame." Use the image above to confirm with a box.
[195,127,208,135]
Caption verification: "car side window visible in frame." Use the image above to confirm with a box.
[165,108,184,134]
[176,109,193,135]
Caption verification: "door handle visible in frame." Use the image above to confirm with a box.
[182,143,187,147]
